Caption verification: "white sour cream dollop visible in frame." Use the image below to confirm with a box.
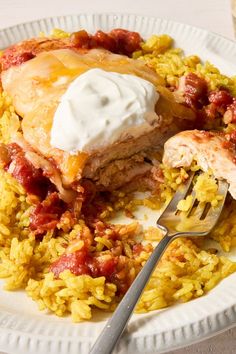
[50,68,159,153]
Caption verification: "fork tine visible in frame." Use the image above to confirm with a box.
[205,180,229,232]
[185,189,197,216]
[157,170,195,224]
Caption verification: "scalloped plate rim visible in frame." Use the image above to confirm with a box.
[0,13,236,354]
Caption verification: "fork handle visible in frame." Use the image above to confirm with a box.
[90,233,173,354]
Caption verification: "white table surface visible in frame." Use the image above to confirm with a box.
[0,0,235,353]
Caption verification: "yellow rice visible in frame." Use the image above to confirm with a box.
[133,34,236,95]
[0,33,235,322]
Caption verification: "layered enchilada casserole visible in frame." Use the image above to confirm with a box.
[0,28,236,321]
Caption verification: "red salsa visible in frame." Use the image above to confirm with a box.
[30,192,66,234]
[50,246,117,279]
[1,28,142,71]
[6,143,51,199]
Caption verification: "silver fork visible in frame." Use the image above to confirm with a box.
[90,171,228,354]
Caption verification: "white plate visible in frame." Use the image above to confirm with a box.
[0,13,236,354]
